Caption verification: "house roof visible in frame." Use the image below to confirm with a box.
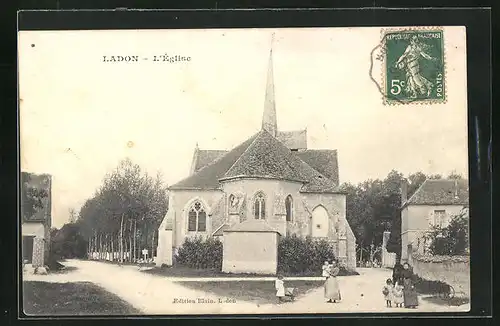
[193,150,228,173]
[296,149,339,186]
[224,219,280,234]
[404,179,469,207]
[170,130,339,193]
[276,130,307,150]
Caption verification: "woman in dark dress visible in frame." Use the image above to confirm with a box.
[401,263,419,308]
[392,262,403,286]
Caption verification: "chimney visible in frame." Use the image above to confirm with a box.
[400,179,408,204]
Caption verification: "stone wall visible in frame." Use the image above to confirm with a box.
[222,232,279,274]
[411,253,470,298]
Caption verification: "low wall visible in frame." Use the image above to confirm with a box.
[411,253,470,298]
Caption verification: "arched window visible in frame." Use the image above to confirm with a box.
[285,195,293,222]
[188,201,207,232]
[253,192,266,219]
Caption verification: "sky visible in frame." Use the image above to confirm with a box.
[18,27,468,228]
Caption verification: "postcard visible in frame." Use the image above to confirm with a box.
[19,26,470,315]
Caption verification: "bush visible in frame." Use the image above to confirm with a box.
[174,236,223,270]
[278,234,337,275]
[50,223,88,260]
[428,210,469,256]
[413,274,451,295]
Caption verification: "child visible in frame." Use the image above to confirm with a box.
[275,274,285,304]
[392,281,404,308]
[382,278,394,307]
[322,261,331,280]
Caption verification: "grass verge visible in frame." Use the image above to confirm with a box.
[144,265,358,278]
[23,281,141,315]
[422,295,470,307]
[174,280,324,305]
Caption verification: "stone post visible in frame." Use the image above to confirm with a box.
[337,221,347,266]
[32,237,45,268]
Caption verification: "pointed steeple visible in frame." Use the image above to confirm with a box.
[262,34,278,137]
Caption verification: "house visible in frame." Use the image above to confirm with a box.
[400,178,469,262]
[156,47,357,271]
[21,172,52,267]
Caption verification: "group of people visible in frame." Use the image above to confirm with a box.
[275,260,419,308]
[383,262,419,308]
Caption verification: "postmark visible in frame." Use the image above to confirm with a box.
[372,27,446,105]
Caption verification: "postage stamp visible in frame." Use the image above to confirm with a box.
[380,28,446,105]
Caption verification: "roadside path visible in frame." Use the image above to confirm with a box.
[23,260,469,314]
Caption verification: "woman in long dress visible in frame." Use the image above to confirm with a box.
[324,261,341,303]
[401,263,419,308]
[395,35,436,98]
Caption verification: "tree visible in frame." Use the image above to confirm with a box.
[427,209,469,256]
[50,222,88,259]
[341,170,438,262]
[68,208,78,223]
[77,158,168,263]
[447,171,463,180]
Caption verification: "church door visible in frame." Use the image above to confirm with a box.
[311,206,329,238]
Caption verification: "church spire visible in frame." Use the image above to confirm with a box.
[262,34,278,137]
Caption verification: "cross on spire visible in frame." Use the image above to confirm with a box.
[261,33,278,137]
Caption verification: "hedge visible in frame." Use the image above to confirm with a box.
[174,236,223,270]
[173,234,358,276]
[278,234,340,275]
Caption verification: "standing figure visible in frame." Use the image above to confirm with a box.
[275,274,285,304]
[392,281,404,308]
[382,278,394,307]
[392,262,404,286]
[395,35,436,98]
[324,261,341,303]
[322,261,331,280]
[401,262,419,308]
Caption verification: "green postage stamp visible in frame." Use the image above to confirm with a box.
[381,28,445,105]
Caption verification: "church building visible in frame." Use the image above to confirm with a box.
[156,46,357,271]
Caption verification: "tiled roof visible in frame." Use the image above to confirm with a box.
[405,179,469,206]
[225,219,280,233]
[276,130,307,150]
[194,150,228,173]
[21,172,52,223]
[222,130,338,192]
[170,133,260,190]
[296,149,339,186]
[170,130,340,193]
